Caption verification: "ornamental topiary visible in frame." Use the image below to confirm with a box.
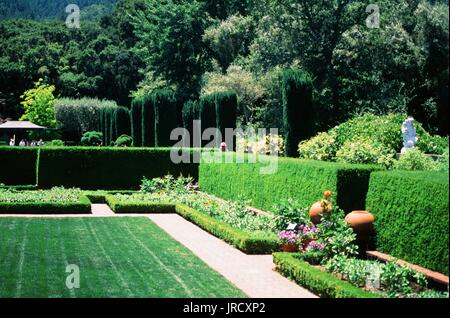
[335,139,395,168]
[393,149,439,171]
[114,135,133,148]
[298,132,338,161]
[81,131,103,147]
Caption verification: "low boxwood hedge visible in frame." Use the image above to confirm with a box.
[105,197,279,254]
[0,195,91,214]
[366,171,449,275]
[273,253,380,298]
[37,147,199,189]
[0,147,38,185]
[199,154,378,213]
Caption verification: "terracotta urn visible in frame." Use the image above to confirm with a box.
[309,200,332,225]
[282,243,299,253]
[345,211,375,236]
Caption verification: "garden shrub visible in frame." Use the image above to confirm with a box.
[199,154,378,213]
[142,93,155,147]
[55,98,118,142]
[335,139,395,168]
[0,147,38,185]
[298,132,338,161]
[37,147,199,189]
[282,69,314,157]
[393,149,439,171]
[110,107,118,145]
[153,90,177,147]
[43,139,65,147]
[81,131,103,146]
[182,100,198,131]
[366,170,449,274]
[114,135,133,147]
[273,253,379,298]
[131,97,143,147]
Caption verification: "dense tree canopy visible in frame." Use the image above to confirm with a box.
[0,0,448,137]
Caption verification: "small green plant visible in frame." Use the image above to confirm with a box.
[81,131,103,146]
[380,261,427,297]
[394,149,438,171]
[271,199,310,231]
[140,175,194,194]
[43,139,65,147]
[114,135,133,147]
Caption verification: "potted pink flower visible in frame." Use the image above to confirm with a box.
[278,230,300,252]
[297,224,321,250]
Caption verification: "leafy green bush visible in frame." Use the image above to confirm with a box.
[140,175,193,194]
[199,154,378,213]
[43,139,65,147]
[335,139,395,167]
[438,148,449,172]
[0,147,37,185]
[282,69,314,157]
[37,148,199,189]
[273,253,379,298]
[298,132,338,161]
[81,131,103,146]
[114,135,133,147]
[366,171,449,274]
[393,149,438,171]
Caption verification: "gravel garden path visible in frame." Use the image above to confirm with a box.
[0,204,317,298]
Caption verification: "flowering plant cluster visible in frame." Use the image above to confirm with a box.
[304,240,325,252]
[278,230,299,245]
[297,224,321,240]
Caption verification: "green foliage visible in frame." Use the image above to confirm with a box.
[273,253,380,298]
[81,131,103,147]
[199,154,378,213]
[281,69,314,157]
[114,107,131,138]
[131,97,143,147]
[0,188,91,214]
[140,175,193,194]
[55,98,118,142]
[114,134,133,147]
[141,93,155,147]
[0,147,38,185]
[153,90,177,147]
[182,100,199,131]
[36,147,199,190]
[394,149,439,171]
[366,170,449,274]
[298,132,338,161]
[215,91,238,141]
[271,199,310,231]
[336,139,396,167]
[199,94,217,146]
[20,79,56,128]
[43,139,65,147]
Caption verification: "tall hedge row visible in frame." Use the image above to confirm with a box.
[142,94,155,147]
[0,147,38,185]
[366,171,449,275]
[131,97,143,147]
[199,95,217,147]
[37,148,199,189]
[153,90,177,147]
[282,69,314,157]
[199,154,377,213]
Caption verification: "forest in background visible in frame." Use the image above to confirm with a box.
[0,0,448,136]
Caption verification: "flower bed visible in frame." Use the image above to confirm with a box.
[0,187,91,214]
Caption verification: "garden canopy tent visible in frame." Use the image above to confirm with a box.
[0,121,47,130]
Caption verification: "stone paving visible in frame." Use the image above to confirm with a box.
[0,204,317,298]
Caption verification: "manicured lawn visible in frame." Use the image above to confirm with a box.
[0,217,246,298]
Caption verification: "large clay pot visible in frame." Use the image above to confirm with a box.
[309,200,332,225]
[282,243,299,253]
[345,211,375,236]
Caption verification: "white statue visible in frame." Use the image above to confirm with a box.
[401,117,418,154]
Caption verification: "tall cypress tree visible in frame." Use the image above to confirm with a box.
[131,97,143,147]
[282,69,314,157]
[215,91,237,147]
[142,93,155,147]
[153,90,177,147]
[199,94,217,147]
[115,107,131,138]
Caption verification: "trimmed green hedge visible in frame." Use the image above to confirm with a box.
[199,154,378,213]
[106,197,279,254]
[37,148,199,189]
[0,147,38,185]
[366,171,449,275]
[273,253,380,298]
[0,195,91,214]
